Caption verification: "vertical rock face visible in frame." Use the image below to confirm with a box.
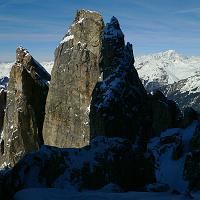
[148,90,181,136]
[0,89,6,132]
[99,16,127,79]
[0,47,50,167]
[90,17,148,142]
[0,77,8,133]
[43,10,104,148]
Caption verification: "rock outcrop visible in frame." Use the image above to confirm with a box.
[43,10,104,148]
[0,76,8,133]
[184,150,200,191]
[0,47,50,167]
[148,90,182,136]
[0,89,6,132]
[0,89,6,157]
[90,16,149,144]
[89,16,183,146]
[189,121,200,151]
[1,137,155,200]
[0,76,9,90]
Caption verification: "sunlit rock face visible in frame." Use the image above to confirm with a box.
[0,89,6,132]
[0,47,50,167]
[43,10,104,148]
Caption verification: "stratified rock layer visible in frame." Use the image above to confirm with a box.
[0,47,50,167]
[43,10,104,148]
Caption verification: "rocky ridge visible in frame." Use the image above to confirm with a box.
[0,47,50,167]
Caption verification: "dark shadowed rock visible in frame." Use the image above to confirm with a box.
[99,16,127,79]
[179,107,198,129]
[190,121,200,151]
[0,77,8,135]
[0,47,50,167]
[90,17,148,143]
[0,76,9,89]
[43,10,104,148]
[1,137,155,199]
[145,183,170,192]
[148,90,182,137]
[184,150,200,191]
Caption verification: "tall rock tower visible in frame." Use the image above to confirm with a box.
[43,10,104,148]
[0,47,50,167]
[89,17,148,142]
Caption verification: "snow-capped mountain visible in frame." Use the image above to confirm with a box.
[0,62,14,78]
[135,50,200,91]
[135,50,200,112]
[1,50,200,111]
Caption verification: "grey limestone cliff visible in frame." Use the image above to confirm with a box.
[43,10,104,148]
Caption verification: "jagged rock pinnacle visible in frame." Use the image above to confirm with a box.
[43,9,104,148]
[0,47,50,167]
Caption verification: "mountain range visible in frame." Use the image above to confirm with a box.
[135,50,200,112]
[1,50,200,111]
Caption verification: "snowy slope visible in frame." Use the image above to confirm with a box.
[14,188,200,200]
[135,50,200,111]
[135,50,200,92]
[160,75,200,112]
[0,62,14,78]
[0,61,53,78]
[148,121,198,192]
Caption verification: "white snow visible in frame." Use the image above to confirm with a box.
[103,17,124,39]
[13,188,200,200]
[60,35,74,44]
[135,50,200,92]
[0,61,53,78]
[0,62,14,77]
[77,17,84,24]
[85,105,90,115]
[180,75,200,94]
[148,121,198,192]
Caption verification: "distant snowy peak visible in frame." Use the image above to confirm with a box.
[0,61,53,78]
[137,50,187,62]
[135,50,200,91]
[135,50,200,111]
[0,62,14,78]
[40,61,54,74]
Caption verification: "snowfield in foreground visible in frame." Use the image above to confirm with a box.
[14,188,200,200]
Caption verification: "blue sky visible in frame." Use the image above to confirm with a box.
[0,0,199,62]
